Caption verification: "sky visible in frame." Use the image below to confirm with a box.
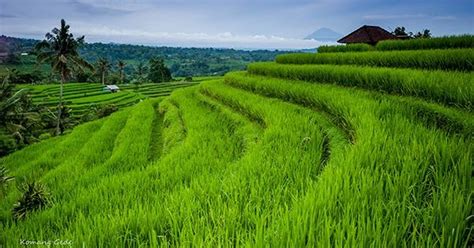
[0,0,473,49]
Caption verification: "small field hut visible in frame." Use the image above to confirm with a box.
[104,85,120,93]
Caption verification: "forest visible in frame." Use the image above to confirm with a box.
[0,35,290,79]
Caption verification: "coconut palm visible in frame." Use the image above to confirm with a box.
[117,60,126,84]
[97,58,110,85]
[36,19,92,135]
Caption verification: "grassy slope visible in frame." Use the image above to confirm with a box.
[0,45,472,246]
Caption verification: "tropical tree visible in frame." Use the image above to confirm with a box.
[148,57,172,83]
[135,61,147,79]
[0,75,41,148]
[96,58,110,85]
[393,27,431,39]
[393,26,412,37]
[35,19,92,135]
[414,29,432,39]
[117,60,126,84]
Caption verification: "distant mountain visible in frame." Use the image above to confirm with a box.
[305,28,342,42]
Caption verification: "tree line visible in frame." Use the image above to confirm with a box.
[392,26,432,39]
[1,35,287,79]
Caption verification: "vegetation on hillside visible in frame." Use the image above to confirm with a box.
[317,35,474,53]
[0,35,289,79]
[0,35,471,246]
[277,48,474,71]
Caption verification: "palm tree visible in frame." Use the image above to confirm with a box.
[117,60,126,84]
[36,19,92,135]
[97,58,110,85]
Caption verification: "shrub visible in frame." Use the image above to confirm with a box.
[12,182,51,220]
[96,104,118,118]
[38,133,52,140]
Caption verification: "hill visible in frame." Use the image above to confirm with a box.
[0,36,472,246]
[0,35,292,77]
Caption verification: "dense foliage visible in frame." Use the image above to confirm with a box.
[0,77,43,156]
[147,57,172,83]
[0,35,289,78]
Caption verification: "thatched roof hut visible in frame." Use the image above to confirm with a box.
[338,25,398,45]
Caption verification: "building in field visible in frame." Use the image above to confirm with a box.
[337,25,398,45]
[103,85,120,93]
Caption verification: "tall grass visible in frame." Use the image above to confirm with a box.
[277,49,474,71]
[24,82,199,118]
[317,43,374,53]
[0,52,471,247]
[222,72,472,246]
[377,35,474,51]
[248,62,474,110]
[317,35,474,53]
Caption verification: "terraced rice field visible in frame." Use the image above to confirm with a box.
[23,82,198,117]
[1,42,472,247]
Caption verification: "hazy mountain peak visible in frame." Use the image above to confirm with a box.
[305,28,342,41]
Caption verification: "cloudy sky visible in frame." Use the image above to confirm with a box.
[0,0,473,49]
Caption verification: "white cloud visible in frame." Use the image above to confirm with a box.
[70,25,335,49]
[363,14,427,20]
[433,16,457,21]
[364,14,458,22]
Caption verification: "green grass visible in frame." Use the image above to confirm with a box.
[22,82,201,117]
[248,62,473,109]
[0,46,472,246]
[277,48,474,71]
[317,35,474,53]
[220,72,471,246]
[377,35,474,51]
[318,43,375,53]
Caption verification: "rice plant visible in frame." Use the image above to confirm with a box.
[377,35,474,51]
[0,46,471,247]
[317,43,375,53]
[277,48,474,71]
[248,62,473,109]
[317,35,474,53]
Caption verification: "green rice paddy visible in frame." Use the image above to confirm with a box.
[1,38,472,247]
